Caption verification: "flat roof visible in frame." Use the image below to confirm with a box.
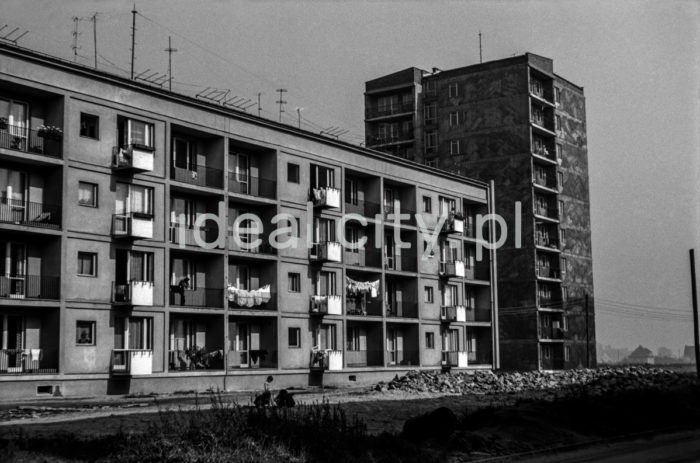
[0,42,489,189]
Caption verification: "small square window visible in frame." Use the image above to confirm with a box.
[76,321,96,345]
[287,163,300,183]
[424,286,434,303]
[78,182,98,207]
[425,332,435,349]
[450,140,460,155]
[288,272,301,292]
[422,196,432,213]
[288,327,301,348]
[77,252,97,277]
[80,113,99,139]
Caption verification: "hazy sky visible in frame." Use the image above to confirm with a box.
[3,0,698,353]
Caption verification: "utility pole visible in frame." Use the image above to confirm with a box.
[478,30,483,63]
[585,294,590,368]
[130,4,137,79]
[164,36,177,92]
[275,88,287,123]
[690,249,700,378]
[92,13,98,69]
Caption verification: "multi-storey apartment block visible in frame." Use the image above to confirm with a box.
[0,43,499,399]
[365,53,595,371]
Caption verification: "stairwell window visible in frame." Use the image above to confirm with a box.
[288,327,301,348]
[424,286,434,303]
[425,332,435,349]
[288,273,301,293]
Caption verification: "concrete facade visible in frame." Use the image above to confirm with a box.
[364,53,595,371]
[0,43,498,398]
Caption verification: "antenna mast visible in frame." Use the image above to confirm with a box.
[257,92,262,117]
[130,5,137,79]
[478,31,483,63]
[165,36,177,91]
[71,17,80,62]
[92,13,98,69]
[276,88,287,123]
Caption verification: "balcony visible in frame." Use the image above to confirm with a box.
[309,295,342,315]
[112,281,154,306]
[440,216,465,235]
[346,297,383,316]
[365,102,414,119]
[441,305,467,323]
[169,287,224,309]
[310,242,342,263]
[0,198,61,229]
[227,286,275,311]
[382,203,415,223]
[439,260,465,278]
[465,308,491,323]
[366,134,414,147]
[309,349,342,371]
[111,349,153,375]
[534,204,559,222]
[535,234,560,250]
[442,350,468,368]
[385,300,418,318]
[228,172,276,199]
[229,236,277,256]
[0,275,60,300]
[112,144,154,173]
[0,123,62,158]
[346,350,383,367]
[345,199,381,218]
[387,349,419,367]
[169,224,219,248]
[467,350,492,365]
[539,325,565,340]
[171,165,224,189]
[0,349,56,374]
[533,173,559,193]
[344,248,382,268]
[112,213,154,239]
[536,267,561,280]
[169,349,225,371]
[311,187,341,209]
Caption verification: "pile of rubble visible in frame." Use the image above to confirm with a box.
[372,367,697,396]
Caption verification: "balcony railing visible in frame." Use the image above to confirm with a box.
[0,124,62,157]
[112,144,155,172]
[111,349,153,375]
[229,236,277,255]
[228,349,277,369]
[532,146,557,163]
[171,165,224,189]
[366,134,414,146]
[228,290,276,311]
[0,349,57,374]
[385,300,418,318]
[169,349,225,371]
[536,267,561,279]
[0,197,61,229]
[346,296,383,316]
[539,325,565,340]
[384,250,417,272]
[0,275,60,300]
[346,349,383,367]
[311,187,341,208]
[441,305,466,322]
[440,260,466,278]
[533,174,558,191]
[112,281,154,306]
[112,213,154,239]
[365,102,414,119]
[344,248,382,268]
[310,242,342,263]
[310,295,342,315]
[228,172,276,199]
[169,287,224,308]
[465,308,492,323]
[382,203,415,223]
[467,350,493,365]
[442,350,468,368]
[534,203,559,220]
[535,234,559,249]
[386,349,419,367]
[310,349,342,371]
[440,216,465,235]
[345,199,381,218]
[170,224,219,247]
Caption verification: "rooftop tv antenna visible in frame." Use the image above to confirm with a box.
[479,30,483,63]
[91,13,98,69]
[71,17,81,62]
[0,25,29,45]
[134,69,168,87]
[257,93,262,117]
[130,4,137,79]
[276,89,287,122]
[164,36,177,91]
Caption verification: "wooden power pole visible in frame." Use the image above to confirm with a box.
[690,249,700,378]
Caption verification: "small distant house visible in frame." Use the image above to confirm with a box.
[627,346,654,365]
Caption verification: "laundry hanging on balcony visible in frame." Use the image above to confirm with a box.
[227,284,271,307]
[311,188,326,202]
[345,277,379,298]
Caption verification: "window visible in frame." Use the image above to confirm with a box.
[531,78,543,97]
[345,178,358,205]
[287,163,300,183]
[450,139,460,155]
[555,87,561,104]
[448,83,459,98]
[449,111,459,127]
[80,113,99,139]
[561,257,568,275]
[555,115,562,131]
[120,118,154,149]
[425,158,438,168]
[559,200,565,218]
[425,332,435,349]
[562,286,569,301]
[424,103,436,124]
[565,345,571,361]
[425,131,437,149]
[314,217,336,243]
[115,316,153,350]
[560,228,567,244]
[78,181,98,207]
[556,143,563,160]
[77,252,97,277]
[288,327,301,348]
[171,257,197,289]
[116,182,154,216]
[288,273,301,292]
[425,79,436,95]
[346,226,360,252]
[347,326,364,351]
[542,344,551,359]
[532,106,543,125]
[422,196,432,213]
[558,172,564,188]
[76,321,96,345]
[311,165,335,189]
[424,286,434,303]
[315,271,337,296]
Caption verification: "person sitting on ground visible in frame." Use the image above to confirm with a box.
[275,389,295,408]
